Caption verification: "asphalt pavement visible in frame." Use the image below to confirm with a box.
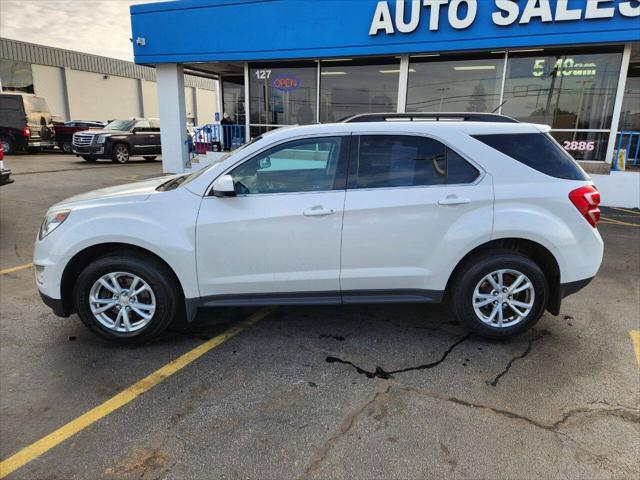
[0,153,638,479]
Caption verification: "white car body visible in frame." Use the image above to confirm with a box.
[34,119,603,337]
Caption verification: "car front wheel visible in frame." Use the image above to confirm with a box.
[73,254,181,343]
[450,251,547,339]
[112,144,130,164]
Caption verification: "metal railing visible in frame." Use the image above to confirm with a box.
[188,124,247,163]
[613,131,640,170]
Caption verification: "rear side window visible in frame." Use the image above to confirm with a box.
[473,133,588,181]
[353,135,479,189]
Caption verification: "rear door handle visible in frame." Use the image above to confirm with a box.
[438,195,471,206]
[303,206,337,217]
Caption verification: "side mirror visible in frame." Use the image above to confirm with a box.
[212,174,236,197]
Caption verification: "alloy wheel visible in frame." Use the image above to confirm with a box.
[115,145,129,163]
[472,269,535,328]
[89,272,156,333]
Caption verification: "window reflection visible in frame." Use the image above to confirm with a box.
[407,54,505,113]
[320,58,399,122]
[222,76,246,126]
[502,48,623,130]
[249,62,317,126]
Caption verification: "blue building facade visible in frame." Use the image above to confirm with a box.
[130,0,640,172]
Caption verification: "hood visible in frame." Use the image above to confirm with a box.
[53,175,177,209]
[77,129,128,136]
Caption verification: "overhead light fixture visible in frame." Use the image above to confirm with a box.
[490,50,506,54]
[412,54,440,58]
[509,48,544,53]
[323,58,352,62]
[454,66,496,71]
[321,71,347,75]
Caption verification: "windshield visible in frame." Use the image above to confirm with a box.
[105,119,135,131]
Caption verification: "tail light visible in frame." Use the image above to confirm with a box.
[569,185,601,228]
[23,127,31,137]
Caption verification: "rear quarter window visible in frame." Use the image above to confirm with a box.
[473,133,589,181]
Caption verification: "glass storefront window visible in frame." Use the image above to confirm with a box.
[619,43,640,132]
[222,76,246,126]
[249,62,317,126]
[502,47,623,130]
[407,53,505,113]
[320,58,399,122]
[549,131,610,162]
[0,60,34,93]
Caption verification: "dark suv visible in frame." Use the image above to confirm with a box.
[72,118,161,163]
[0,93,56,154]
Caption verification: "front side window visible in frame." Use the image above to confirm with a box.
[229,137,345,194]
[353,135,478,189]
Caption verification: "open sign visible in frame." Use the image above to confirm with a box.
[272,74,301,92]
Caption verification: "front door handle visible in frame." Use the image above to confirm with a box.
[303,206,337,217]
[438,195,471,206]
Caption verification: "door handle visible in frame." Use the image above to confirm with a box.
[303,206,337,217]
[438,195,471,206]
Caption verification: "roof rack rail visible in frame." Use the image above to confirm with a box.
[341,112,519,124]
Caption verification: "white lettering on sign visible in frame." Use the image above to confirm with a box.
[369,0,640,35]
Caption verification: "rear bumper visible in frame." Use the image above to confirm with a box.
[28,140,56,148]
[39,291,69,318]
[0,169,13,186]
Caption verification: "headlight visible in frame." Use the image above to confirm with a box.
[96,135,108,144]
[39,209,71,240]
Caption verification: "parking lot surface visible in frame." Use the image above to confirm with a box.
[1,153,639,479]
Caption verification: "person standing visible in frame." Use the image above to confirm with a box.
[221,112,234,151]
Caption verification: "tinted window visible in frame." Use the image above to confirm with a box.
[354,136,478,188]
[230,137,344,194]
[447,148,479,184]
[134,120,151,131]
[473,133,588,181]
[105,119,135,131]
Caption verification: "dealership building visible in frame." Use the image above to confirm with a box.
[0,37,218,126]
[131,0,634,206]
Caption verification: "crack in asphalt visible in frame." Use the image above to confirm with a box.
[302,383,640,478]
[486,329,550,386]
[302,384,393,479]
[325,334,471,379]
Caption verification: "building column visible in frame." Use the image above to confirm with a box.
[397,56,409,113]
[605,43,632,166]
[156,63,189,173]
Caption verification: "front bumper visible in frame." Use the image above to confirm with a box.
[0,169,13,186]
[39,291,69,317]
[73,145,105,156]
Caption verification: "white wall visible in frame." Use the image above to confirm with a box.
[592,171,640,209]
[184,86,196,125]
[141,79,158,118]
[32,64,68,120]
[195,87,216,125]
[65,69,142,121]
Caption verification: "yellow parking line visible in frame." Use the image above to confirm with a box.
[0,307,273,479]
[631,331,640,367]
[600,217,640,227]
[0,263,33,276]
[611,207,640,216]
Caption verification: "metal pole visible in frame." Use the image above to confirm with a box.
[244,62,250,141]
[397,55,409,113]
[498,51,508,114]
[604,44,632,166]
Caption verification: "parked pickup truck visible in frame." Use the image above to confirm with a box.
[72,118,161,163]
[54,120,106,153]
[0,146,13,186]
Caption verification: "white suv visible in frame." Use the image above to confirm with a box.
[34,114,603,343]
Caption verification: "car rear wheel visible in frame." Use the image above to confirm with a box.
[1,137,14,155]
[143,155,157,161]
[73,254,181,343]
[81,155,97,162]
[450,251,547,339]
[112,144,130,164]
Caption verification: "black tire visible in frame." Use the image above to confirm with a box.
[82,155,97,162]
[61,142,73,154]
[450,251,548,340]
[112,143,130,164]
[1,137,14,154]
[73,254,182,344]
[143,155,157,161]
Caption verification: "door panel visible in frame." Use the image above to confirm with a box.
[340,135,494,295]
[196,135,350,299]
